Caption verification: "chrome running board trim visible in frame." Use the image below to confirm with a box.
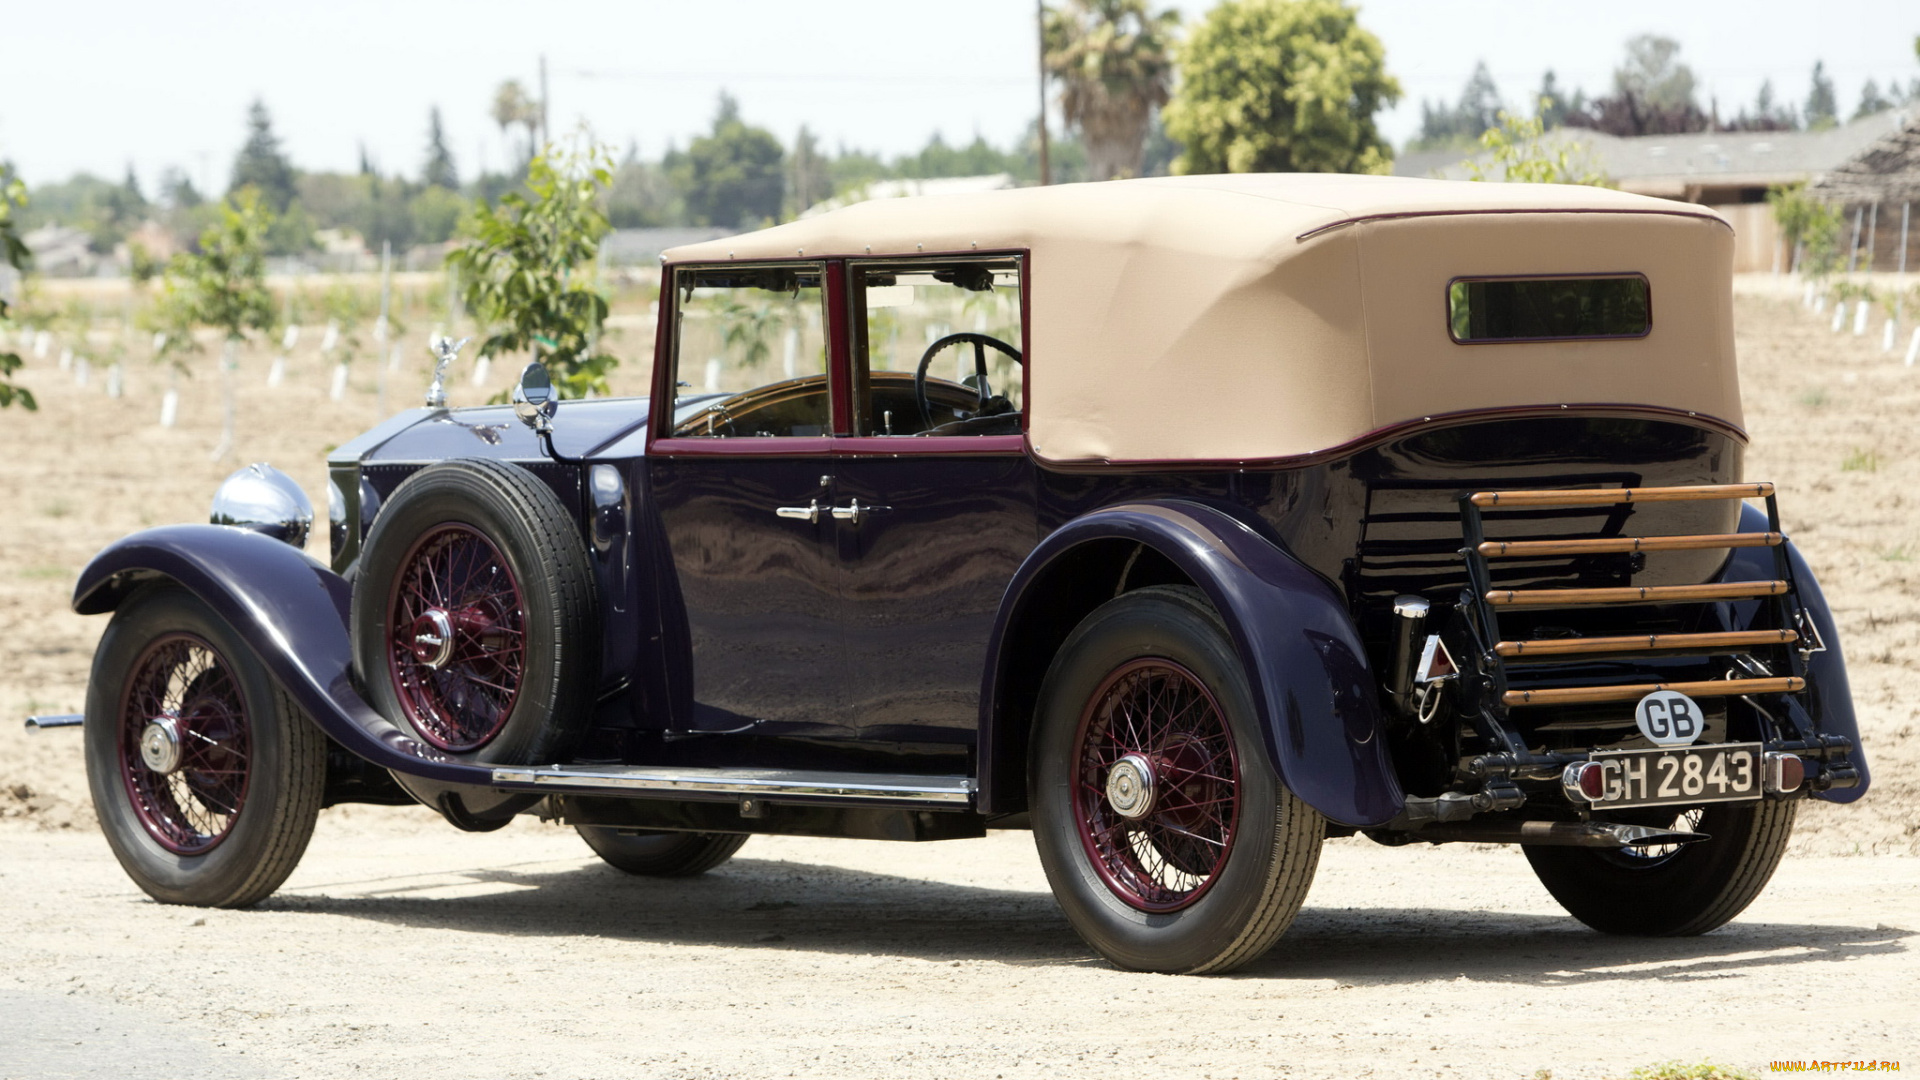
[491,764,976,807]
[23,713,84,733]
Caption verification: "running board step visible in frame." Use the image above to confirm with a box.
[1495,628,1798,658]
[1469,483,1773,508]
[1486,580,1787,607]
[491,764,976,807]
[1477,532,1783,557]
[1503,676,1804,707]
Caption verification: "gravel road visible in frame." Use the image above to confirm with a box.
[2,808,1915,1080]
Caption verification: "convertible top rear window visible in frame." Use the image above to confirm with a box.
[1448,275,1650,343]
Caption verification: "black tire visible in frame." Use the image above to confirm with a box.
[351,459,598,765]
[1029,586,1322,974]
[1525,800,1796,936]
[575,826,749,877]
[84,585,326,908]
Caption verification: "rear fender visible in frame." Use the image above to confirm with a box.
[980,501,1404,827]
[1718,503,1869,801]
[73,524,500,789]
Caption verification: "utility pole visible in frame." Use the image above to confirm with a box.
[539,54,551,151]
[1036,0,1050,186]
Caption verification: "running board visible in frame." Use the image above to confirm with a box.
[491,764,976,808]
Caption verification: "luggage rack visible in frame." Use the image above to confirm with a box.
[1435,482,1833,790]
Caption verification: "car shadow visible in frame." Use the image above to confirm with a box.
[265,853,1914,979]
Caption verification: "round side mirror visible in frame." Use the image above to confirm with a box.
[512,362,558,434]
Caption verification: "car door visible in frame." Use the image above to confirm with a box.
[645,262,844,734]
[828,256,1038,747]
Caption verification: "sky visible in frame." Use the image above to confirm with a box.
[2,0,1917,192]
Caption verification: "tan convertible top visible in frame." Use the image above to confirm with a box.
[665,174,1739,464]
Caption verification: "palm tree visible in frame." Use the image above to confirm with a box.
[1043,0,1180,181]
[491,80,541,165]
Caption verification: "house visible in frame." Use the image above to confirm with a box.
[798,174,1015,220]
[23,224,98,277]
[1399,110,1915,272]
[1810,111,1920,273]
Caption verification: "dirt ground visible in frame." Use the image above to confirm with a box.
[0,288,1916,1077]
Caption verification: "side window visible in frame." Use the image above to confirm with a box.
[671,263,829,437]
[850,258,1023,437]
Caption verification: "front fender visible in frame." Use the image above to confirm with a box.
[1717,504,1869,802]
[73,524,498,788]
[981,501,1403,828]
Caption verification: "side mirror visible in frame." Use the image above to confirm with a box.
[511,362,558,435]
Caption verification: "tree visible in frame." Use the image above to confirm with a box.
[1534,70,1584,130]
[1614,35,1696,112]
[0,166,36,410]
[1043,0,1181,181]
[1163,0,1401,176]
[1565,35,1706,136]
[785,126,831,216]
[1805,61,1838,130]
[230,99,297,212]
[1729,79,1796,132]
[1414,60,1503,149]
[1769,182,1844,277]
[158,188,277,458]
[1854,79,1892,120]
[491,80,541,165]
[1461,110,1610,186]
[423,106,459,189]
[446,145,616,399]
[682,94,784,228]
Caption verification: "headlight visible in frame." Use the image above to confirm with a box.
[210,463,314,549]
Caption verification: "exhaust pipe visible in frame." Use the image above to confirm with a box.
[24,713,84,733]
[1387,595,1429,715]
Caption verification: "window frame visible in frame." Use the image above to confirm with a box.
[1444,271,1653,345]
[650,251,1032,457]
[837,250,1031,455]
[650,259,838,453]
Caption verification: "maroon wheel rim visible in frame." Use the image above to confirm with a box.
[118,633,253,855]
[1071,658,1241,913]
[386,522,527,753]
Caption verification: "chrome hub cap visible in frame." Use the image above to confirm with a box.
[1106,752,1157,820]
[139,716,183,775]
[407,609,456,669]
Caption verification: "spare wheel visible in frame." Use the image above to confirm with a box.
[351,459,598,764]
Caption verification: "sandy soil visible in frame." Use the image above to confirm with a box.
[0,289,1915,1077]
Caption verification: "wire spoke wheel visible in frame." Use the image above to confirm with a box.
[118,633,253,855]
[387,523,527,752]
[1072,658,1241,912]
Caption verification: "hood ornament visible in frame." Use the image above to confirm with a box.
[425,336,470,409]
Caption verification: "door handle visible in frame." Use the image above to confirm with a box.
[830,499,888,526]
[774,499,821,524]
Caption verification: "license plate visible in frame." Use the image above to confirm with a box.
[1588,742,1764,809]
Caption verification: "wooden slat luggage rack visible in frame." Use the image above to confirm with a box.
[1457,482,1809,713]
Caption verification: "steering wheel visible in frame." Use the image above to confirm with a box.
[913,332,1023,430]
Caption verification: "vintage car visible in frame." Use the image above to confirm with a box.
[58,174,1869,975]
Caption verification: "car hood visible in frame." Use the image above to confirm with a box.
[327,397,652,467]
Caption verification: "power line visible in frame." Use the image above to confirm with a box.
[565,68,1030,87]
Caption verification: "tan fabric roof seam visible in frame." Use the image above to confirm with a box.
[1295,205,1735,242]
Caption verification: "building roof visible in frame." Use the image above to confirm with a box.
[664,174,1739,464]
[798,173,1015,219]
[1810,111,1920,203]
[1400,110,1914,198]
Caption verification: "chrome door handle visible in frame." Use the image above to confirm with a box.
[774,500,821,523]
[830,499,888,526]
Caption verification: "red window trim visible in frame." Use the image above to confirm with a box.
[652,250,1034,459]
